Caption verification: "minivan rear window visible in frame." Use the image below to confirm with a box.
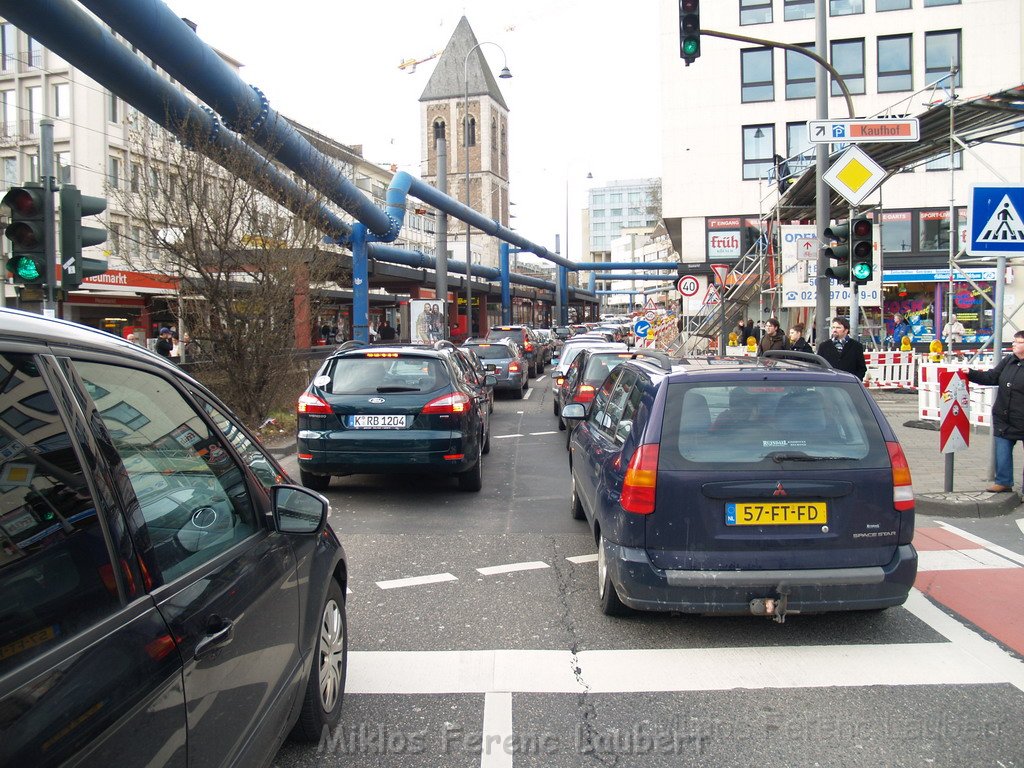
[469,345,513,360]
[324,357,450,394]
[660,382,888,469]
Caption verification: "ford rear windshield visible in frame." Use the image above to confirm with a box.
[321,357,450,395]
[470,345,513,360]
[659,381,889,469]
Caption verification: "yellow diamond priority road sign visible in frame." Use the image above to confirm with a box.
[822,146,887,206]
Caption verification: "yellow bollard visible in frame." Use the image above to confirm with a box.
[900,336,912,351]
[746,336,757,354]
[728,331,739,346]
[929,339,943,362]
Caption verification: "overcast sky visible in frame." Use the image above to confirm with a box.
[164,0,663,262]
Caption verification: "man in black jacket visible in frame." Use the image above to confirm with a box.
[967,331,1024,492]
[816,317,866,380]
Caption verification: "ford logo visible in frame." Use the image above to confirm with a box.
[368,397,385,404]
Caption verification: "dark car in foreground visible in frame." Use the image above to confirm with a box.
[555,346,634,432]
[0,308,348,768]
[464,339,528,398]
[297,341,495,491]
[564,349,917,620]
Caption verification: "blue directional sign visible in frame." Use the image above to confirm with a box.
[967,184,1024,256]
[633,318,652,339]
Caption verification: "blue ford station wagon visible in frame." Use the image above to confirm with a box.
[564,350,917,620]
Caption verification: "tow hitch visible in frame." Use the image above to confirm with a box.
[750,592,798,623]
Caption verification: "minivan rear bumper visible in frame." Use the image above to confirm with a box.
[604,539,917,614]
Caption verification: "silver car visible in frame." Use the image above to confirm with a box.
[463,339,529,399]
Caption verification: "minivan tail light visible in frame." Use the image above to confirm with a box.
[886,441,915,511]
[620,444,659,514]
[574,384,596,403]
[524,342,534,352]
[298,392,332,415]
[422,392,471,414]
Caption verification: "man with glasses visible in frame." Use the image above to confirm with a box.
[968,331,1024,493]
[816,316,867,381]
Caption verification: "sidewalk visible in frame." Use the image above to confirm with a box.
[870,389,1022,518]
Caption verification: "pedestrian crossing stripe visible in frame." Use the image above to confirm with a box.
[977,195,1024,242]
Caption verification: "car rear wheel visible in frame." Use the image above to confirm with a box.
[597,534,629,616]
[458,448,483,492]
[528,364,536,379]
[300,469,330,492]
[290,580,347,741]
[514,382,525,400]
[570,474,585,521]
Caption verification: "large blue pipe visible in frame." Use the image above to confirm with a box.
[78,0,396,239]
[595,273,675,281]
[0,0,351,239]
[576,262,677,270]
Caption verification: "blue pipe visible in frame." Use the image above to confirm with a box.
[499,243,511,324]
[351,225,369,343]
[558,267,569,325]
[0,0,351,239]
[575,262,677,270]
[589,273,596,293]
[78,0,396,239]
[594,273,676,281]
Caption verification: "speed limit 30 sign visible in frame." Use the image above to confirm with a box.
[676,275,699,297]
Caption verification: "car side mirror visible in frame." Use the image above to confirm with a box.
[562,402,587,421]
[272,484,328,534]
[484,374,497,387]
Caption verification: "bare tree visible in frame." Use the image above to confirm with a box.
[645,177,663,223]
[111,118,349,425]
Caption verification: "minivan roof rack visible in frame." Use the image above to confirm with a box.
[761,349,832,369]
[630,348,673,371]
[337,340,369,351]
[433,340,456,351]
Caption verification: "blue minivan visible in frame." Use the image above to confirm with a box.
[564,350,917,620]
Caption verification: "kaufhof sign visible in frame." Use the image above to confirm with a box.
[779,225,882,309]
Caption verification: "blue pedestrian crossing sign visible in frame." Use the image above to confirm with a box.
[967,184,1024,256]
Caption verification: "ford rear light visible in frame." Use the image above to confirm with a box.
[620,443,659,514]
[574,384,596,403]
[422,392,471,414]
[298,392,332,415]
[886,441,914,512]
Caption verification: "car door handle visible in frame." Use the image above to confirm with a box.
[194,617,235,659]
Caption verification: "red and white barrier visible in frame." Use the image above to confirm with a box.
[864,351,916,390]
[918,362,993,428]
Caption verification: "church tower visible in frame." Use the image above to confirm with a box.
[419,17,510,270]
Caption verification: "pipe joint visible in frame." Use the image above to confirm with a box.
[223,84,270,134]
[180,105,220,150]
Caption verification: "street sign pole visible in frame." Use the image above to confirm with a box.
[40,119,57,317]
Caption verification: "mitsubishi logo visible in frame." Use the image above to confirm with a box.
[773,482,787,497]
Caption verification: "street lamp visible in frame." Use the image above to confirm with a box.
[464,41,511,338]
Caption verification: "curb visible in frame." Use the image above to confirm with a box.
[916,490,1022,518]
[267,440,297,458]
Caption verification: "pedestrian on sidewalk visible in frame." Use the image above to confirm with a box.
[816,316,867,380]
[966,330,1024,493]
[788,323,812,353]
[891,313,912,349]
[757,317,786,356]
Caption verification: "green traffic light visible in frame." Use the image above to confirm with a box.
[682,38,699,56]
[852,262,872,281]
[11,256,40,281]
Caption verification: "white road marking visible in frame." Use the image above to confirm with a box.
[566,554,598,564]
[479,692,513,768]
[1017,516,1024,537]
[938,521,1024,567]
[523,388,533,399]
[529,431,558,436]
[477,561,550,576]
[493,433,523,439]
[536,375,547,383]
[917,548,1020,571]
[376,572,458,590]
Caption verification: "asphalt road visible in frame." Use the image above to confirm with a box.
[274,375,1024,768]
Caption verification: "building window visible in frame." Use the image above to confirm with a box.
[785,43,816,99]
[26,85,41,133]
[130,162,140,193]
[878,34,912,92]
[830,0,864,14]
[0,90,14,136]
[55,151,70,183]
[0,24,15,71]
[108,156,121,189]
[741,48,774,102]
[784,0,815,20]
[881,212,913,252]
[877,0,911,9]
[610,193,623,203]
[925,151,963,171]
[53,83,70,119]
[920,211,951,252]
[742,124,775,180]
[740,0,772,25]
[108,92,119,123]
[786,122,814,175]
[466,115,476,147]
[28,155,38,181]
[433,119,445,140]
[924,0,960,5]
[830,38,865,95]
[27,37,41,68]
[2,157,15,187]
[148,166,159,194]
[926,30,961,87]
[610,208,623,216]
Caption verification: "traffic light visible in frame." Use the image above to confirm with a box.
[823,219,852,287]
[2,183,48,285]
[850,215,873,286]
[679,0,700,65]
[59,184,108,290]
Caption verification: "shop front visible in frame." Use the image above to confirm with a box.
[881,267,997,348]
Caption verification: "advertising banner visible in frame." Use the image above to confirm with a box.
[409,300,445,344]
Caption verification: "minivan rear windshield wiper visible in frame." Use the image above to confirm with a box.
[768,451,857,463]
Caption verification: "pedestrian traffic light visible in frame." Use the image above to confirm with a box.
[823,219,852,287]
[679,0,700,66]
[2,183,48,285]
[59,184,108,290]
[850,215,873,286]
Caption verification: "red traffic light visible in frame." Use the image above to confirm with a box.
[852,218,872,237]
[3,187,43,217]
[681,0,699,11]
[6,222,40,248]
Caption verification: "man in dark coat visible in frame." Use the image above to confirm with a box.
[757,318,786,356]
[967,331,1024,492]
[816,316,866,380]
[155,327,174,359]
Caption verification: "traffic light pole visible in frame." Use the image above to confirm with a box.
[848,205,860,337]
[40,119,57,316]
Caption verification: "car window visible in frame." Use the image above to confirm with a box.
[584,353,629,385]
[615,373,645,444]
[469,344,511,361]
[660,381,889,468]
[602,369,637,439]
[71,361,259,584]
[564,356,584,388]
[325,356,448,394]
[0,352,120,675]
[588,366,623,433]
[201,399,284,491]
